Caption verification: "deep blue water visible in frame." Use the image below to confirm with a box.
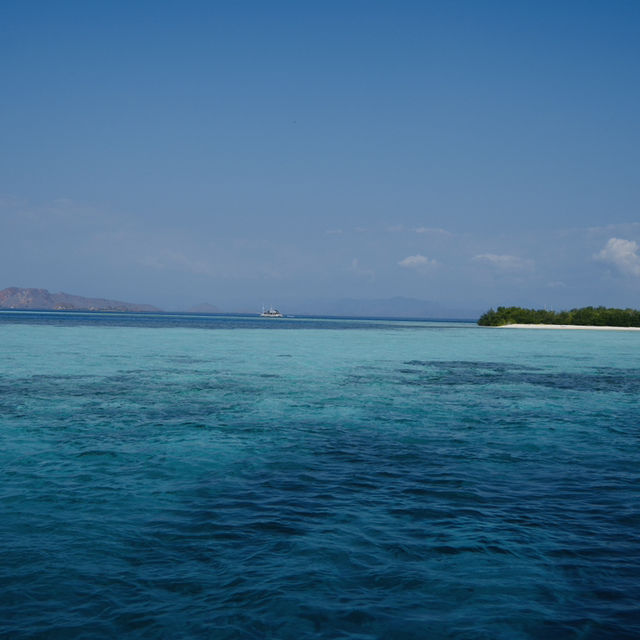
[1,311,639,638]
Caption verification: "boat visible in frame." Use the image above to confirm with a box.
[260,305,283,318]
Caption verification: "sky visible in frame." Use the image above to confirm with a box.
[1,1,639,313]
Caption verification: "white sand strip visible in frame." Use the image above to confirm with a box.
[499,324,640,331]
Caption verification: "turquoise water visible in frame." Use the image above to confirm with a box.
[1,312,639,638]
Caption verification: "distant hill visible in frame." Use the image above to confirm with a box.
[186,303,221,314]
[0,287,160,312]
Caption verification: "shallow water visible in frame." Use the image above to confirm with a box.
[1,312,639,638]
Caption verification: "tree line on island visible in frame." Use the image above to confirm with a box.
[478,306,640,327]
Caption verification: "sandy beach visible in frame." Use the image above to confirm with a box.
[500,324,640,331]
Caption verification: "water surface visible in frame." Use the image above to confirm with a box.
[1,312,639,638]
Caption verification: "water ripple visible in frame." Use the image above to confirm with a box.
[1,320,639,638]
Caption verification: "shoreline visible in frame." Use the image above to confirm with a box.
[499,323,640,331]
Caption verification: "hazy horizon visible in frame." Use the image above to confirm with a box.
[2,2,639,310]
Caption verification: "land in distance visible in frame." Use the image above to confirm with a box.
[0,287,160,312]
[478,306,640,328]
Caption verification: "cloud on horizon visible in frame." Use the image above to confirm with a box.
[473,253,533,271]
[398,254,438,269]
[3,195,639,310]
[414,226,452,236]
[595,237,640,276]
[349,258,375,280]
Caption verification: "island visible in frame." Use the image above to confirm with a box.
[478,306,640,328]
[0,287,160,312]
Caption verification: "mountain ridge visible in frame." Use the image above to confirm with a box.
[0,287,161,312]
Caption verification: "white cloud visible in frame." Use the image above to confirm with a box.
[595,237,640,276]
[350,258,375,280]
[398,254,438,269]
[325,228,343,235]
[387,224,405,232]
[473,253,533,271]
[414,226,452,236]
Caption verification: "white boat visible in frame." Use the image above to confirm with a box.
[260,305,283,318]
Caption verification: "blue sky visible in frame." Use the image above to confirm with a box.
[1,1,639,312]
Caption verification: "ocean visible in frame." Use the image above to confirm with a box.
[1,311,639,639]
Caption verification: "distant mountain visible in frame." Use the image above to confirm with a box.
[0,287,160,312]
[290,296,480,319]
[186,303,221,314]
